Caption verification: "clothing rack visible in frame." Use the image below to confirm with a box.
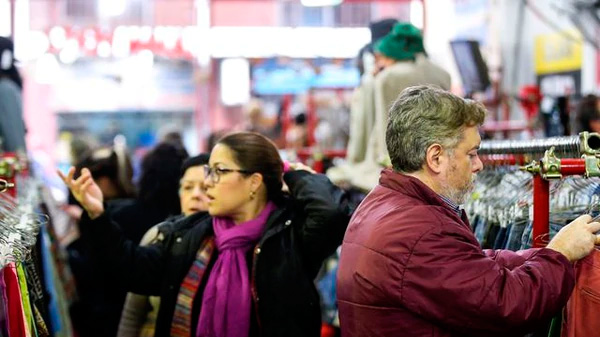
[479,133,600,157]
[0,153,21,198]
[480,132,600,248]
[0,153,75,337]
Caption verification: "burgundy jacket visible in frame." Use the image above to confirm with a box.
[337,169,575,337]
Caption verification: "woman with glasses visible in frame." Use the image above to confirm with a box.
[59,131,353,337]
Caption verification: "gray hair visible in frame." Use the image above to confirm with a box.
[386,85,486,173]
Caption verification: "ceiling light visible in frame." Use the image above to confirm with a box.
[301,0,343,7]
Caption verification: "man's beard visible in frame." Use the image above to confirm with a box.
[441,173,476,205]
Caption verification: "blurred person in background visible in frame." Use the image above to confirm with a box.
[69,142,188,337]
[328,22,451,192]
[286,113,308,151]
[109,142,189,243]
[61,131,353,337]
[75,144,136,201]
[355,19,398,77]
[241,98,280,141]
[67,143,137,337]
[576,94,600,133]
[0,36,27,153]
[207,129,229,152]
[118,153,210,337]
[369,22,451,163]
[100,142,190,336]
[346,19,397,165]
[161,131,186,149]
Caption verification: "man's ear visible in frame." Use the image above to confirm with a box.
[425,144,445,174]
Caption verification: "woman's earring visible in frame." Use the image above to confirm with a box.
[250,191,256,200]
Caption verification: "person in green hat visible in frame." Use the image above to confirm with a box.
[373,22,428,75]
[327,22,451,192]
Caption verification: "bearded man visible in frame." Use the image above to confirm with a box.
[336,85,600,337]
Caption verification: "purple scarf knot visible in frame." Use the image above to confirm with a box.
[197,202,277,337]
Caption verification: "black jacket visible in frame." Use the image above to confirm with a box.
[82,170,353,337]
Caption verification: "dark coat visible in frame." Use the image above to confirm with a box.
[337,169,575,337]
[82,170,353,337]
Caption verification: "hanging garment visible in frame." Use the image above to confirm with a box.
[16,264,36,337]
[3,263,28,337]
[505,219,528,251]
[39,225,73,337]
[23,249,45,317]
[0,268,8,337]
[32,305,49,337]
[561,248,600,337]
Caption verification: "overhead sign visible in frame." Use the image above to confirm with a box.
[534,30,583,75]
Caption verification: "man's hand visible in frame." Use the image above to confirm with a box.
[546,214,600,262]
[58,167,105,219]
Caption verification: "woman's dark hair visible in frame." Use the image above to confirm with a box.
[207,129,229,151]
[76,146,136,199]
[180,153,210,178]
[217,132,284,202]
[138,142,189,213]
[1,67,22,89]
[0,37,22,89]
[577,94,600,132]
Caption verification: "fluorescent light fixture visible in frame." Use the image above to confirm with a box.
[49,26,67,49]
[97,41,112,58]
[0,0,10,37]
[410,0,424,30]
[220,58,250,106]
[301,0,343,7]
[59,39,79,64]
[35,53,59,84]
[98,0,126,17]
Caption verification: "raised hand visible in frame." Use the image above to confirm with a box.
[58,167,105,219]
[546,214,600,262]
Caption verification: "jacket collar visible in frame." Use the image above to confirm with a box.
[379,168,470,225]
[176,211,211,233]
[379,169,444,205]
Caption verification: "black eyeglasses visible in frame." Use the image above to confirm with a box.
[203,165,252,184]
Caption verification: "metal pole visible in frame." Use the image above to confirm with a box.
[9,0,16,38]
[532,174,549,248]
[559,158,586,176]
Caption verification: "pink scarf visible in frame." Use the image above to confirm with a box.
[196,201,277,337]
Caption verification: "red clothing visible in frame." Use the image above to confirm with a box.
[337,169,575,337]
[561,248,600,337]
[3,263,26,337]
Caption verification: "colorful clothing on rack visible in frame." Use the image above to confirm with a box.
[40,226,73,337]
[16,264,35,337]
[23,249,45,317]
[0,267,8,337]
[3,263,28,337]
[32,305,49,337]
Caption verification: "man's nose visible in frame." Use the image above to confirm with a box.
[473,155,483,173]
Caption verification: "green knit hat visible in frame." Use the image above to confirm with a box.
[374,23,426,61]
